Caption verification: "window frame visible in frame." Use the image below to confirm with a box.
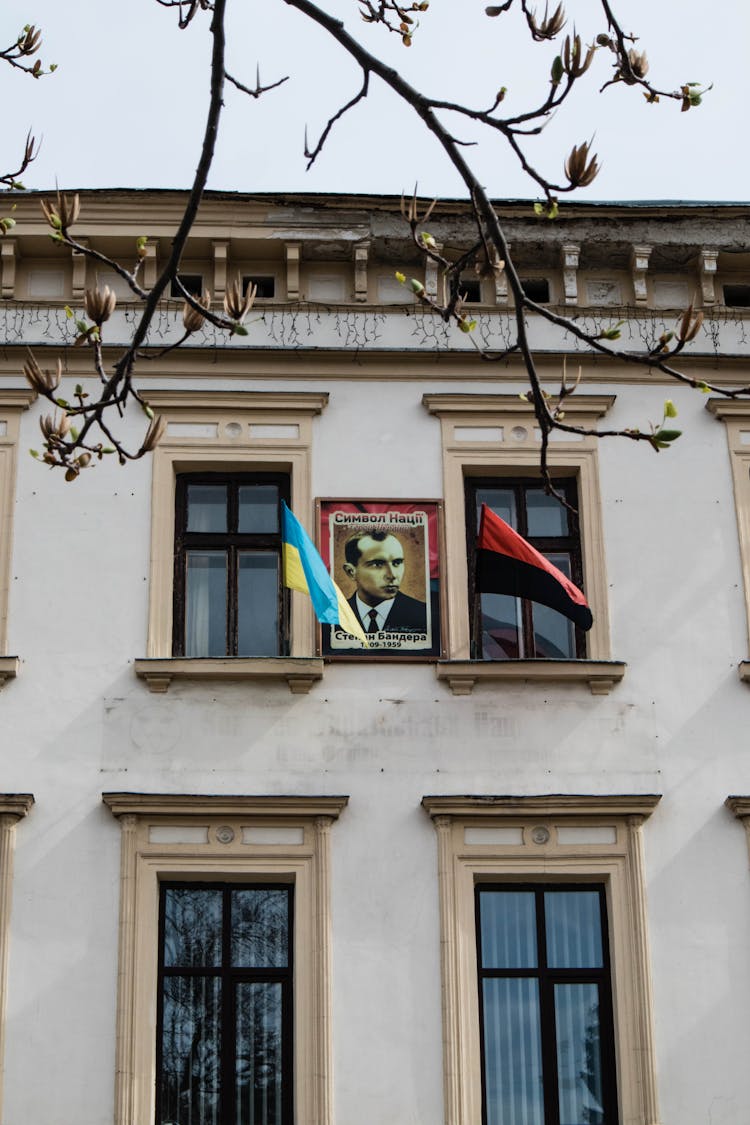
[465,476,587,660]
[173,471,291,659]
[421,794,661,1125]
[422,394,621,693]
[475,881,618,1125]
[103,792,347,1125]
[0,390,35,682]
[0,794,34,1123]
[156,879,295,1125]
[136,391,328,692]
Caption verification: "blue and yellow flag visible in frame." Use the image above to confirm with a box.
[281,502,368,646]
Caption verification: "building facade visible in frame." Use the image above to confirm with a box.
[1,190,750,1125]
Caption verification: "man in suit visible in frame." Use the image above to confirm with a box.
[342,530,427,635]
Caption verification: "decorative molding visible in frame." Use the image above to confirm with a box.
[353,241,370,302]
[707,402,750,655]
[423,393,616,419]
[0,793,33,1123]
[425,246,442,300]
[561,242,580,305]
[142,241,158,289]
[630,243,652,305]
[134,656,324,694]
[700,247,719,305]
[0,389,35,657]
[144,389,328,415]
[739,661,750,682]
[422,794,662,1125]
[494,242,509,305]
[103,792,347,1125]
[1,241,17,300]
[0,657,19,688]
[435,658,626,695]
[285,242,301,301]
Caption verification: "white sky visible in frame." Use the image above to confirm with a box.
[1,0,747,202]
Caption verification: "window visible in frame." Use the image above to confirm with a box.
[0,794,34,1123]
[173,473,290,658]
[466,477,586,660]
[134,390,328,692]
[476,884,617,1125]
[723,283,750,308]
[459,277,483,304]
[157,882,293,1125]
[171,274,205,298]
[707,399,750,680]
[522,278,550,304]
[243,275,276,300]
[0,390,35,684]
[421,794,662,1125]
[422,394,623,693]
[103,792,347,1125]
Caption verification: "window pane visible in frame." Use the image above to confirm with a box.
[232,889,289,968]
[531,552,575,658]
[526,489,569,537]
[480,592,522,660]
[480,891,538,969]
[482,977,544,1125]
[475,487,516,530]
[545,891,603,969]
[164,888,223,968]
[238,485,280,533]
[187,483,228,532]
[237,553,279,656]
[159,976,221,1125]
[186,552,227,657]
[554,983,605,1125]
[235,982,283,1125]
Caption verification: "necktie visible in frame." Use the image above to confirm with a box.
[367,609,379,634]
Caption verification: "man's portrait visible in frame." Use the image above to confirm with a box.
[318,500,443,657]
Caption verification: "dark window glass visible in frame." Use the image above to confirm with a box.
[465,478,586,660]
[476,885,617,1125]
[522,278,550,303]
[157,883,293,1125]
[174,474,289,657]
[243,276,276,299]
[171,274,205,299]
[460,277,483,303]
[723,284,750,308]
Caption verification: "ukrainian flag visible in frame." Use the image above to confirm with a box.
[281,502,368,646]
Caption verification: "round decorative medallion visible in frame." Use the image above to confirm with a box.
[225,422,243,439]
[510,425,528,442]
[530,825,550,845]
[215,825,235,844]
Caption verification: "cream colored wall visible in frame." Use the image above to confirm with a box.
[1,370,750,1125]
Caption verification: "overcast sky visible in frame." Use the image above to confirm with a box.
[1,0,747,202]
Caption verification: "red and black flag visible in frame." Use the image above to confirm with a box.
[476,504,593,631]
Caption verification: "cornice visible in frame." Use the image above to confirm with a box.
[102,793,349,819]
[706,398,750,420]
[423,393,616,418]
[0,794,34,819]
[0,389,36,410]
[421,794,661,818]
[142,390,329,414]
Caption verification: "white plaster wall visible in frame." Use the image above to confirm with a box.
[2,374,750,1124]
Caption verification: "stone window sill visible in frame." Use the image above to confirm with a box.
[435,659,626,696]
[134,657,324,695]
[0,657,19,688]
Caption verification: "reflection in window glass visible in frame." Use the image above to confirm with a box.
[483,978,544,1125]
[526,489,569,537]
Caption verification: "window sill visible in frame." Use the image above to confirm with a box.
[0,656,19,688]
[435,659,626,696]
[134,657,324,695]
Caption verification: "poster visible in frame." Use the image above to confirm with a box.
[317,500,443,658]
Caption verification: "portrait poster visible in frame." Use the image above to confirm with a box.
[317,500,443,659]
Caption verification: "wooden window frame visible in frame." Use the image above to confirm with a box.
[465,476,587,660]
[156,880,294,1125]
[172,471,291,658]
